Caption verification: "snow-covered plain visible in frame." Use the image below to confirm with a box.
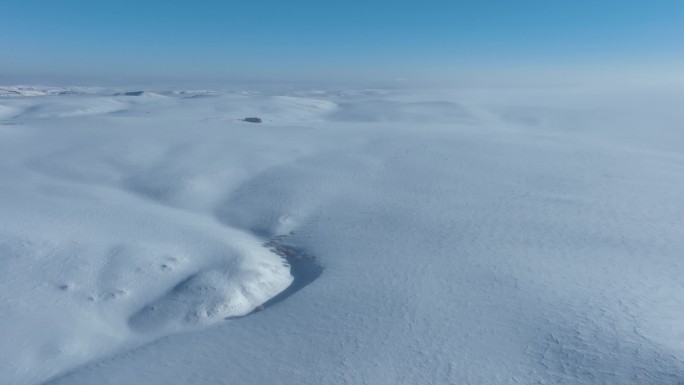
[1,84,684,384]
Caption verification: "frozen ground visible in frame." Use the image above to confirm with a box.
[1,84,684,384]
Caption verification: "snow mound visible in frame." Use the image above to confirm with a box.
[0,86,85,97]
[271,95,337,112]
[0,104,21,119]
[129,253,293,333]
[17,98,128,118]
[118,90,165,97]
[329,99,476,123]
[173,90,223,98]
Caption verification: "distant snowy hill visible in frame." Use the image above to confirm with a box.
[1,85,683,385]
[0,86,86,97]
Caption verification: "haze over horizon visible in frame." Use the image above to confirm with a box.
[2,0,683,86]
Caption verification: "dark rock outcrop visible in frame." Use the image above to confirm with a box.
[242,117,262,123]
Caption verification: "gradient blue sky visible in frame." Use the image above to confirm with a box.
[1,0,683,84]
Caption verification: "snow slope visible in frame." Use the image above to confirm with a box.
[1,85,684,384]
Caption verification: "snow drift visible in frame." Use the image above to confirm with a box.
[1,84,684,385]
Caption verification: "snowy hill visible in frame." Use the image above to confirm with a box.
[1,85,684,385]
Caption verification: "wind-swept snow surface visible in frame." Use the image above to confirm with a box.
[1,85,684,384]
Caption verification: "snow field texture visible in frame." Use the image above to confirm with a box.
[1,85,684,384]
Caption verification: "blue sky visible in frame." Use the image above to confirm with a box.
[1,0,683,84]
